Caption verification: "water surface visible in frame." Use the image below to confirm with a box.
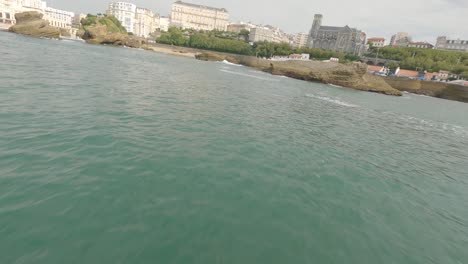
[1,32,468,264]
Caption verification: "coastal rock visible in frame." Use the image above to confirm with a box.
[196,52,401,96]
[8,11,61,39]
[81,24,146,48]
[383,77,468,103]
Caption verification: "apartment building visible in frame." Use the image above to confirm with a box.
[170,1,229,31]
[107,2,137,33]
[435,36,468,52]
[134,7,159,38]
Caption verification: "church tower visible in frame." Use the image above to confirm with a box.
[308,14,323,47]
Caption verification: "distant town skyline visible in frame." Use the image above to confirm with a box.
[46,0,468,43]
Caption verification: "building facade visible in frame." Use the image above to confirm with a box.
[0,0,18,24]
[407,42,434,49]
[249,27,273,42]
[390,32,411,46]
[293,32,309,48]
[43,6,74,29]
[170,1,229,31]
[308,14,367,55]
[435,36,468,52]
[134,7,159,38]
[107,2,137,33]
[1,0,73,31]
[159,16,170,32]
[367,37,385,47]
[227,22,257,33]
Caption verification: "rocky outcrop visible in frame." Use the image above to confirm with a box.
[196,52,401,96]
[383,77,468,103]
[9,11,61,38]
[80,24,146,48]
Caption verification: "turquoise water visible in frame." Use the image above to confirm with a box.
[1,32,468,264]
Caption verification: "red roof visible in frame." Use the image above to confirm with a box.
[397,69,420,77]
[368,65,384,72]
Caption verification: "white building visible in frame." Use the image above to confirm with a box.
[436,36,468,52]
[43,6,74,29]
[170,1,229,31]
[0,0,18,25]
[107,1,137,33]
[159,16,170,32]
[249,27,274,42]
[293,32,309,48]
[1,0,73,31]
[249,26,290,44]
[367,37,385,48]
[134,7,159,38]
[107,2,160,38]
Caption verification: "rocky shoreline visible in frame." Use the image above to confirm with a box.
[7,12,468,103]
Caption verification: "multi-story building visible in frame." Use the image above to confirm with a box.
[170,1,229,31]
[107,2,137,33]
[367,37,385,48]
[159,16,170,32]
[1,0,73,31]
[107,2,159,38]
[227,22,254,33]
[390,32,411,46]
[293,32,309,48]
[407,42,434,49]
[43,6,74,29]
[308,14,367,55]
[435,36,468,52]
[134,7,159,38]
[0,0,18,25]
[249,27,274,42]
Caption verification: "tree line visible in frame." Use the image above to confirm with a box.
[156,27,360,62]
[367,46,468,78]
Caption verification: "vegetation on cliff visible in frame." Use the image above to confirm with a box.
[79,14,146,48]
[156,27,360,62]
[8,11,61,38]
[367,47,468,78]
[80,14,127,34]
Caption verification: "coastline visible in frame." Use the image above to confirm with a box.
[3,28,468,103]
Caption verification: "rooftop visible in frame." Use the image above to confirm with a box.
[368,37,385,41]
[173,1,228,12]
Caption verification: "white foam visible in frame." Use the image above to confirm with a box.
[305,94,358,108]
[222,60,243,67]
[219,69,278,81]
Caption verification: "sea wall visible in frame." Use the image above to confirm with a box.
[383,77,468,103]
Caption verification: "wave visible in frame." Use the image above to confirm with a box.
[219,69,278,81]
[385,112,468,137]
[222,60,243,66]
[305,94,358,108]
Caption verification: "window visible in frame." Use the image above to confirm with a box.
[6,13,11,19]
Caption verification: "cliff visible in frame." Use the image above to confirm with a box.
[8,12,61,39]
[79,15,146,48]
[196,52,401,96]
[382,77,468,103]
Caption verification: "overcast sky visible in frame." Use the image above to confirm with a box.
[47,0,468,43]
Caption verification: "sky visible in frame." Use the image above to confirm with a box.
[47,0,468,43]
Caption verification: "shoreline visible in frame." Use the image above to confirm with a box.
[3,29,468,103]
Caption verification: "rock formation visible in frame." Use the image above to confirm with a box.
[79,15,147,48]
[9,11,61,39]
[196,52,401,96]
